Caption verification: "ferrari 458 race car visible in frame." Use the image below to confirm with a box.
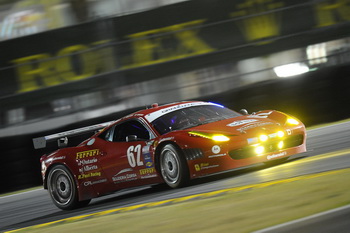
[34,101,306,210]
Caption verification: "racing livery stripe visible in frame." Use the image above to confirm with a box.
[144,102,221,122]
[5,166,350,233]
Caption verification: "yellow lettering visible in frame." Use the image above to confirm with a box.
[76,149,99,159]
[56,45,95,81]
[91,40,116,73]
[230,0,283,42]
[315,0,350,27]
[123,20,214,68]
[12,54,61,93]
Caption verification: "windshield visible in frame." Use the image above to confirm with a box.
[151,105,240,135]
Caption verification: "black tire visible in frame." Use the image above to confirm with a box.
[47,165,90,210]
[160,144,189,188]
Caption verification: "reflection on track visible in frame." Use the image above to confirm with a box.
[1,122,350,232]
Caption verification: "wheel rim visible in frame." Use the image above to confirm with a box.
[49,169,73,206]
[161,148,180,184]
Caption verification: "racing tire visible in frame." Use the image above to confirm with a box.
[47,165,90,210]
[160,144,190,188]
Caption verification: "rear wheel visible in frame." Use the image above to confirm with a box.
[160,144,189,188]
[47,165,90,210]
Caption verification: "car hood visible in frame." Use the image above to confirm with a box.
[186,117,282,135]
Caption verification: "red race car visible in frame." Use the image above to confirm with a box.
[34,101,306,209]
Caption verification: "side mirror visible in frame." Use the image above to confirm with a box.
[58,137,68,148]
[126,135,138,142]
[239,109,249,115]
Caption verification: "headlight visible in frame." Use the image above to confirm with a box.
[286,118,299,125]
[189,131,230,142]
[277,131,285,138]
[259,135,268,142]
[255,146,265,155]
[212,135,230,142]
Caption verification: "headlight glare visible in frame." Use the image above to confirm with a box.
[287,118,299,125]
[212,135,230,142]
[259,134,268,142]
[189,131,230,142]
[277,131,285,138]
[255,146,265,155]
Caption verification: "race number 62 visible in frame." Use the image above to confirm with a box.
[127,145,144,167]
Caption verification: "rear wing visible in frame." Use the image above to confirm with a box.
[33,121,114,149]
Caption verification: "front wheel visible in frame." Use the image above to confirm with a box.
[47,165,90,210]
[160,144,190,188]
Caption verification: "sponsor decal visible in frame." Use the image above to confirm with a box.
[195,164,200,171]
[247,111,273,119]
[77,158,98,166]
[112,173,137,183]
[76,149,99,159]
[114,168,133,176]
[78,172,101,179]
[84,179,107,186]
[141,174,158,179]
[145,102,220,122]
[140,167,155,175]
[227,119,258,127]
[267,151,287,160]
[212,145,221,154]
[208,153,226,158]
[194,163,219,171]
[142,146,153,168]
[79,165,98,173]
[237,122,274,133]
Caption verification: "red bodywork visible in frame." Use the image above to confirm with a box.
[40,101,306,202]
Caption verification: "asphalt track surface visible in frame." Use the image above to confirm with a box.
[1,121,350,232]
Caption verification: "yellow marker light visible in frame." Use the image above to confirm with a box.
[189,132,230,142]
[255,146,265,155]
[212,135,230,142]
[287,118,299,125]
[278,141,284,149]
[259,135,269,142]
[277,131,285,138]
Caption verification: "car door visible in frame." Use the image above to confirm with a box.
[97,119,160,188]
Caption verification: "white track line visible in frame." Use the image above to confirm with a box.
[253,204,350,233]
[0,188,43,199]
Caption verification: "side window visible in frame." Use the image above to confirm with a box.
[98,127,113,141]
[112,120,150,142]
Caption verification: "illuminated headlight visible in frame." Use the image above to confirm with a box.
[277,131,285,138]
[259,135,268,142]
[189,132,230,142]
[255,146,265,155]
[212,135,230,142]
[286,118,299,125]
[278,141,284,149]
